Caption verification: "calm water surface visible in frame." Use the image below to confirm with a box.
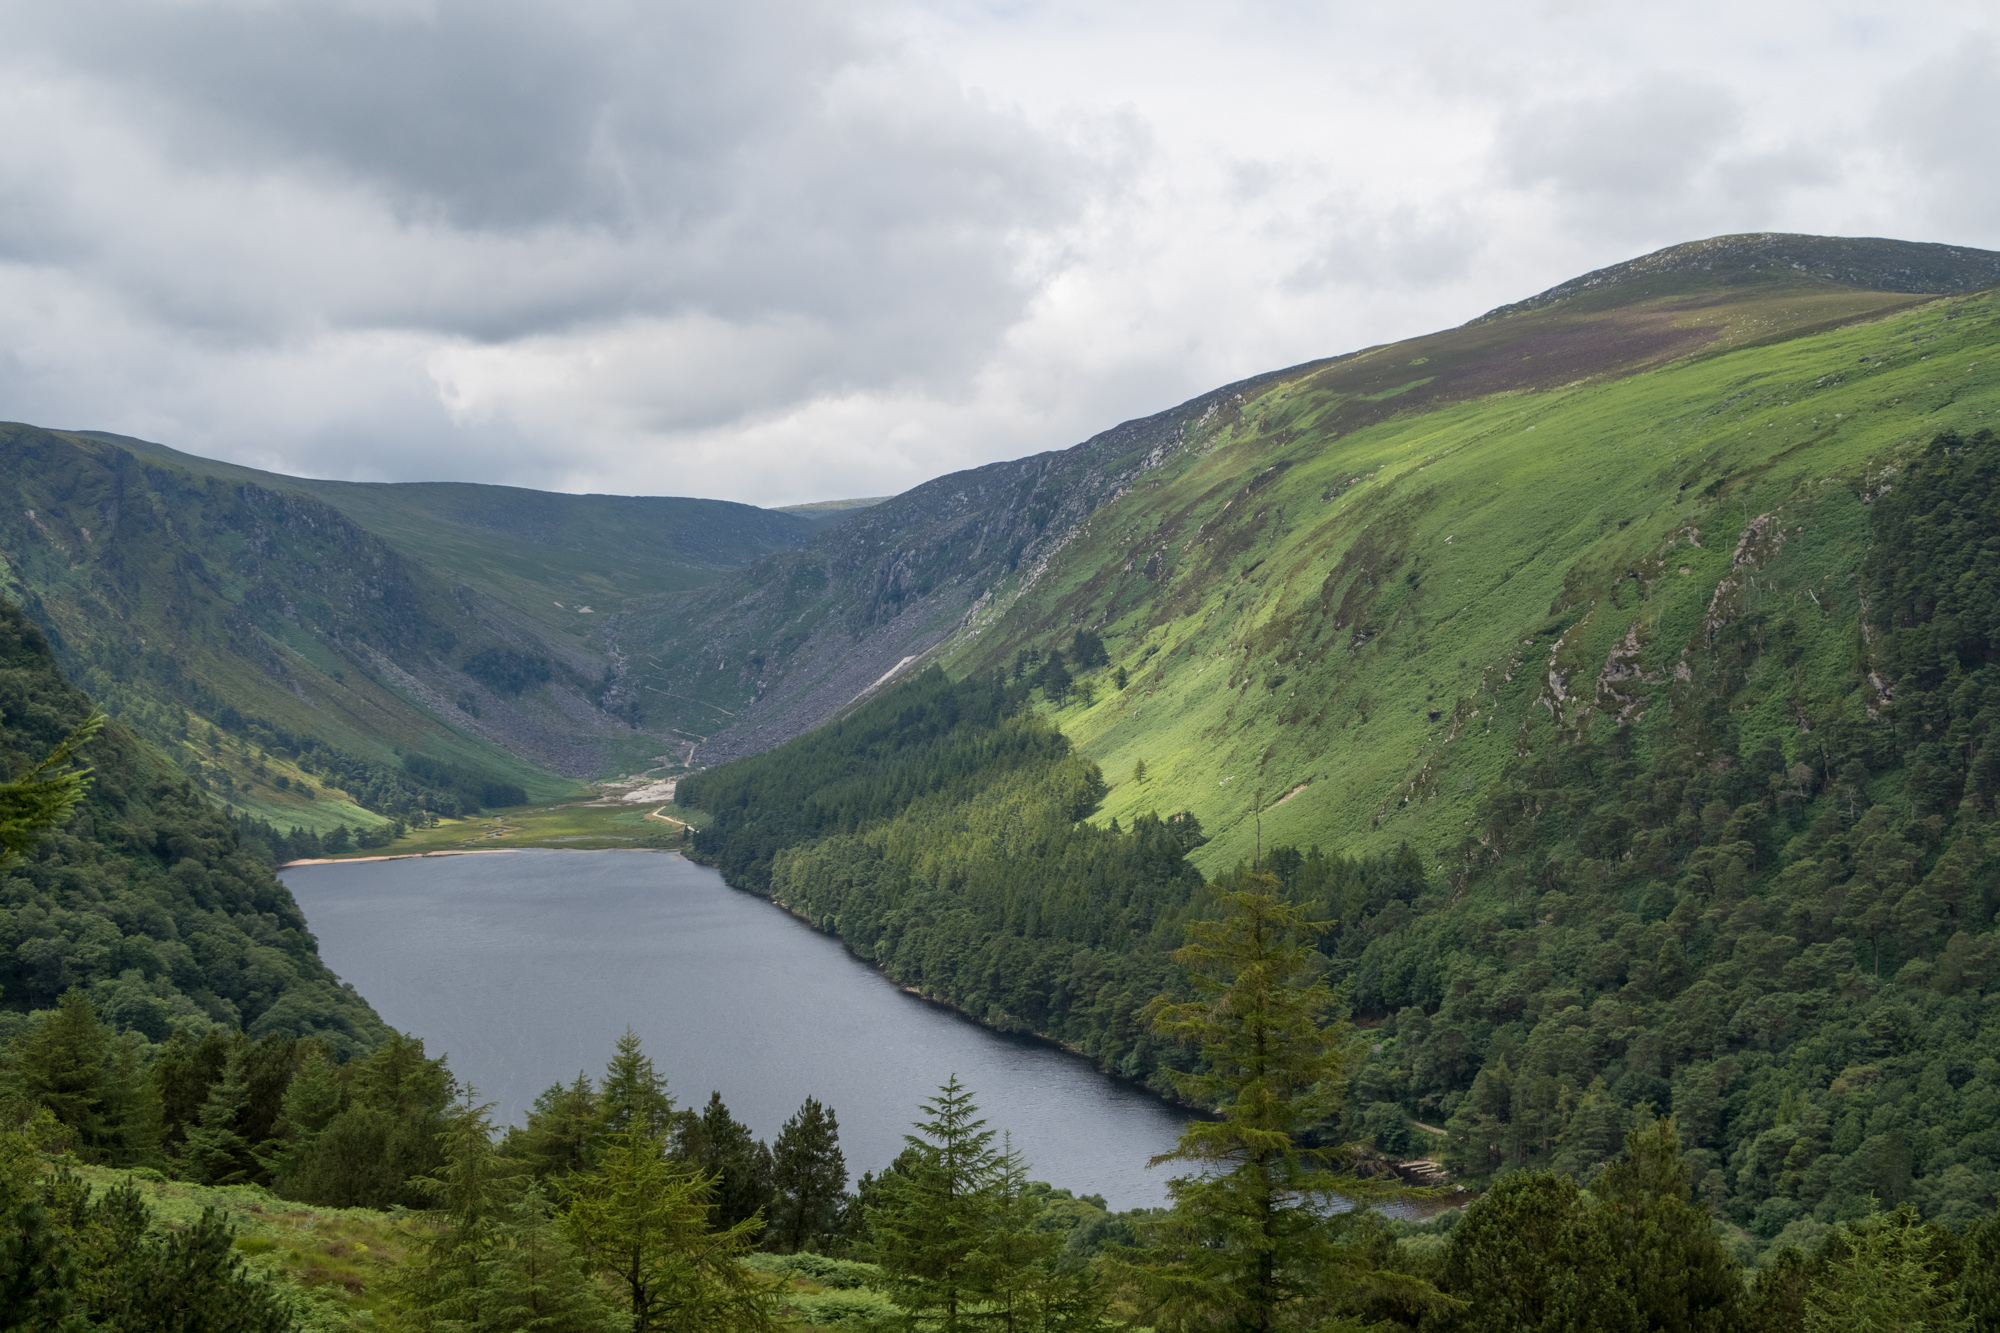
[282,849,1187,1209]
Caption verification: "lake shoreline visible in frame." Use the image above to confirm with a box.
[280,847,673,869]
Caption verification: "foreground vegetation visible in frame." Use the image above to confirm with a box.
[7,866,2000,1331]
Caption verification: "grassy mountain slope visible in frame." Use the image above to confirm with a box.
[674,233,2000,1244]
[940,237,2000,872]
[0,426,592,833]
[0,595,386,1052]
[89,432,829,631]
[618,234,2000,776]
[0,427,846,831]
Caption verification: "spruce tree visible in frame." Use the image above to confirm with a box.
[1434,1172,1617,1333]
[15,991,111,1159]
[403,1094,509,1333]
[1799,1206,1967,1333]
[979,1136,1101,1332]
[180,1040,257,1185]
[153,1026,230,1154]
[1587,1118,1743,1333]
[771,1096,848,1254]
[1126,869,1430,1332]
[683,1092,772,1233]
[868,1075,1001,1333]
[263,1038,344,1188]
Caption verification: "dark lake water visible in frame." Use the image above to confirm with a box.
[282,849,1188,1209]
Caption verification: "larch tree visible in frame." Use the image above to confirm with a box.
[563,1128,768,1333]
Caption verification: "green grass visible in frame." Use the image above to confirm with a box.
[306,789,701,859]
[69,1164,411,1331]
[954,290,2000,873]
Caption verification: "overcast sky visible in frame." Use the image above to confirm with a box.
[1,1,1993,506]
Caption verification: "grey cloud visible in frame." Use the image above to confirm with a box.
[1874,34,2000,231]
[1502,75,1743,203]
[0,0,1098,358]
[1495,74,1837,242]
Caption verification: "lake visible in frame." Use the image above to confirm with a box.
[282,848,1189,1209]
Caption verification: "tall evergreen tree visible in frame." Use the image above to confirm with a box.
[1433,1171,1617,1333]
[868,1075,1001,1333]
[263,1038,344,1188]
[1126,869,1431,1332]
[507,1074,600,1181]
[770,1096,848,1254]
[596,1030,680,1147]
[1796,1206,1967,1333]
[980,1135,1101,1333]
[153,1027,231,1154]
[1590,1119,1744,1333]
[683,1092,772,1233]
[403,1094,510,1333]
[477,1182,623,1333]
[14,992,110,1160]
[180,1041,256,1186]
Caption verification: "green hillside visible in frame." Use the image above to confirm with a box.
[675,233,2000,1249]
[89,433,830,630]
[613,235,2000,776]
[0,427,842,838]
[958,255,2000,874]
[0,595,386,1052]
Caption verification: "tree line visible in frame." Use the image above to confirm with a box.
[11,864,2000,1330]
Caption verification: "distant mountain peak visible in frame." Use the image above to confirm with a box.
[1476,232,2000,324]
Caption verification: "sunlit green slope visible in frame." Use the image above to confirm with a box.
[952,281,2000,874]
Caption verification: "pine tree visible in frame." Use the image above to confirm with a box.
[1127,869,1430,1332]
[1036,654,1072,705]
[868,1075,1001,1333]
[404,1094,509,1333]
[770,1096,848,1254]
[98,1031,163,1170]
[683,1092,772,1233]
[1587,1118,1744,1333]
[1434,1171,1617,1333]
[153,1026,231,1154]
[1801,1206,1967,1333]
[979,1136,1101,1333]
[263,1038,344,1188]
